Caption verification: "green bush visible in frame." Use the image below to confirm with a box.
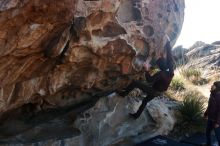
[170,77,185,91]
[181,68,201,79]
[177,91,206,134]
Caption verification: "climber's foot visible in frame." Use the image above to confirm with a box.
[129,113,139,119]
[117,90,128,97]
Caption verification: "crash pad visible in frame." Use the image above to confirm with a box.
[180,133,218,146]
[135,135,194,146]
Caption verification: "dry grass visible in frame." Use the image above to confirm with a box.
[170,76,185,91]
[179,66,210,85]
[206,68,220,83]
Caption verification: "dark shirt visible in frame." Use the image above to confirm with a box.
[144,41,174,92]
[205,92,220,124]
[145,71,174,92]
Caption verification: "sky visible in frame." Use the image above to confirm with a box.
[175,0,220,48]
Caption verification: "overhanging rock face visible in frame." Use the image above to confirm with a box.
[0,0,185,115]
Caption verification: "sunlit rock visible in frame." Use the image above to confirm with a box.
[0,0,184,114]
[0,0,184,144]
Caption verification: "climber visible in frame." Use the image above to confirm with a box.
[204,81,220,146]
[117,38,174,119]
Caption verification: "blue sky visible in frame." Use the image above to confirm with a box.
[175,0,220,48]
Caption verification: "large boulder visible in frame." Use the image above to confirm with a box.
[0,0,184,113]
[0,0,185,144]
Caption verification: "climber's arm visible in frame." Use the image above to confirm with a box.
[145,71,161,83]
[165,41,174,74]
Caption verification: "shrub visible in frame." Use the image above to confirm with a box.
[180,67,209,85]
[181,68,201,79]
[191,78,209,85]
[176,91,206,134]
[170,77,185,91]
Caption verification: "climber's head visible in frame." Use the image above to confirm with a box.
[156,57,168,71]
[212,81,220,92]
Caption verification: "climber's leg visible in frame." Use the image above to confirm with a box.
[117,81,147,97]
[214,126,220,146]
[206,120,213,146]
[129,87,155,119]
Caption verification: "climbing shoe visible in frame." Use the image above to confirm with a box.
[129,113,140,119]
[117,90,128,97]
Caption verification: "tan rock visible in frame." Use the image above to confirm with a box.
[0,0,184,117]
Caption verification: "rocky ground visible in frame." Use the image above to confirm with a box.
[0,92,179,146]
[173,41,220,69]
